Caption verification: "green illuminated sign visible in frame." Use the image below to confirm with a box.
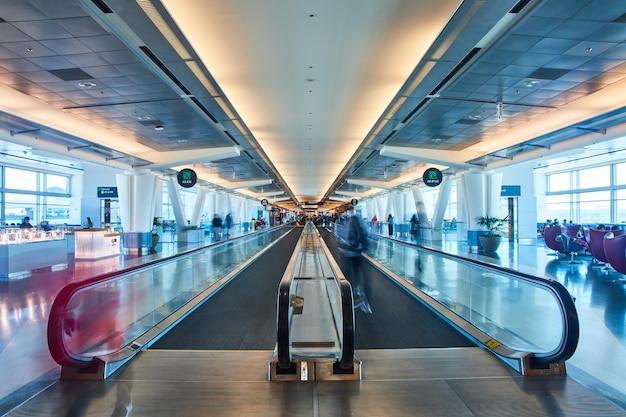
[422,167,442,187]
[177,168,197,188]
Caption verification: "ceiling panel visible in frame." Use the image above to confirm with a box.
[0,0,623,211]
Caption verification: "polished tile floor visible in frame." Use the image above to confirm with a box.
[1,226,625,412]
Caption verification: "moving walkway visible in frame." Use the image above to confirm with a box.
[16,222,615,416]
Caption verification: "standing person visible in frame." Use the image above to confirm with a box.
[410,214,420,244]
[371,215,378,233]
[337,210,371,314]
[387,214,394,237]
[212,214,223,239]
[224,213,232,236]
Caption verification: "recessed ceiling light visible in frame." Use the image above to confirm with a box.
[523,80,541,88]
[469,115,482,120]
[78,81,97,88]
[154,125,164,131]
[137,116,152,121]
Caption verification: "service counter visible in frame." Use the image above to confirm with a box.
[74,228,123,260]
[0,235,68,279]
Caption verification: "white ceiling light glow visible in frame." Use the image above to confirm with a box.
[160,0,461,201]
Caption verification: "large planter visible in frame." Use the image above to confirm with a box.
[479,235,501,252]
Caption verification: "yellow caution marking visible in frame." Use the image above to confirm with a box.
[485,339,501,349]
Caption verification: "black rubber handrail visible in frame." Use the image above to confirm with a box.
[276,277,294,370]
[379,236,579,367]
[276,224,356,372]
[336,279,355,370]
[48,227,283,369]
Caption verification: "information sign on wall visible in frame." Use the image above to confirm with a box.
[501,185,521,196]
[97,186,118,198]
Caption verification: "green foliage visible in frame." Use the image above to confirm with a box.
[152,217,163,235]
[476,215,508,237]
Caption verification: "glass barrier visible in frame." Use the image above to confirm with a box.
[366,238,574,357]
[49,227,291,367]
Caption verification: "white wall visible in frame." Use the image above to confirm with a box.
[498,161,537,240]
[81,163,125,228]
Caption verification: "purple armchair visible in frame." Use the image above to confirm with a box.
[543,226,564,256]
[589,228,625,269]
[603,232,626,280]
[557,233,585,264]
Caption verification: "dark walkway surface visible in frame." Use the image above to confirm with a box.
[320,227,474,349]
[153,226,473,351]
[151,227,303,350]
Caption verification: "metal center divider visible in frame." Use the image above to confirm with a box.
[270,221,358,381]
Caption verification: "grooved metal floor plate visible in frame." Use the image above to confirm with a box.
[6,348,624,416]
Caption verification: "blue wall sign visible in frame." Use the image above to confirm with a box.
[97,186,118,198]
[501,185,521,196]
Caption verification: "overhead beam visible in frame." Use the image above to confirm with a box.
[138,146,240,170]
[347,178,402,190]
[380,146,479,170]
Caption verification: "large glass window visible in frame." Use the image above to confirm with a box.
[545,194,571,222]
[5,167,38,191]
[46,174,69,194]
[579,191,611,224]
[617,189,626,223]
[578,166,610,189]
[617,163,626,186]
[548,172,570,192]
[544,160,625,225]
[2,166,72,226]
[4,193,36,225]
[46,195,71,223]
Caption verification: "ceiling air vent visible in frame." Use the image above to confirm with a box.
[48,68,94,82]
[139,46,191,96]
[457,118,481,125]
[223,130,240,146]
[402,47,482,124]
[91,0,114,14]
[509,0,532,14]
[189,97,218,124]
[527,67,570,81]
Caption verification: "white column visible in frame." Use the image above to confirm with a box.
[191,187,208,227]
[115,172,158,232]
[461,172,487,231]
[431,177,452,241]
[166,177,187,228]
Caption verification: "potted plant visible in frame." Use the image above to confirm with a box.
[475,215,508,252]
[152,217,162,249]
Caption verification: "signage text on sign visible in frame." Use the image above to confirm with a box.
[422,167,442,187]
[97,187,118,198]
[501,185,521,197]
[177,168,197,188]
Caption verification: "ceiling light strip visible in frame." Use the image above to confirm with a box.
[139,46,191,95]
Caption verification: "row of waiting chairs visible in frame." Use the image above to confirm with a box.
[543,225,626,275]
